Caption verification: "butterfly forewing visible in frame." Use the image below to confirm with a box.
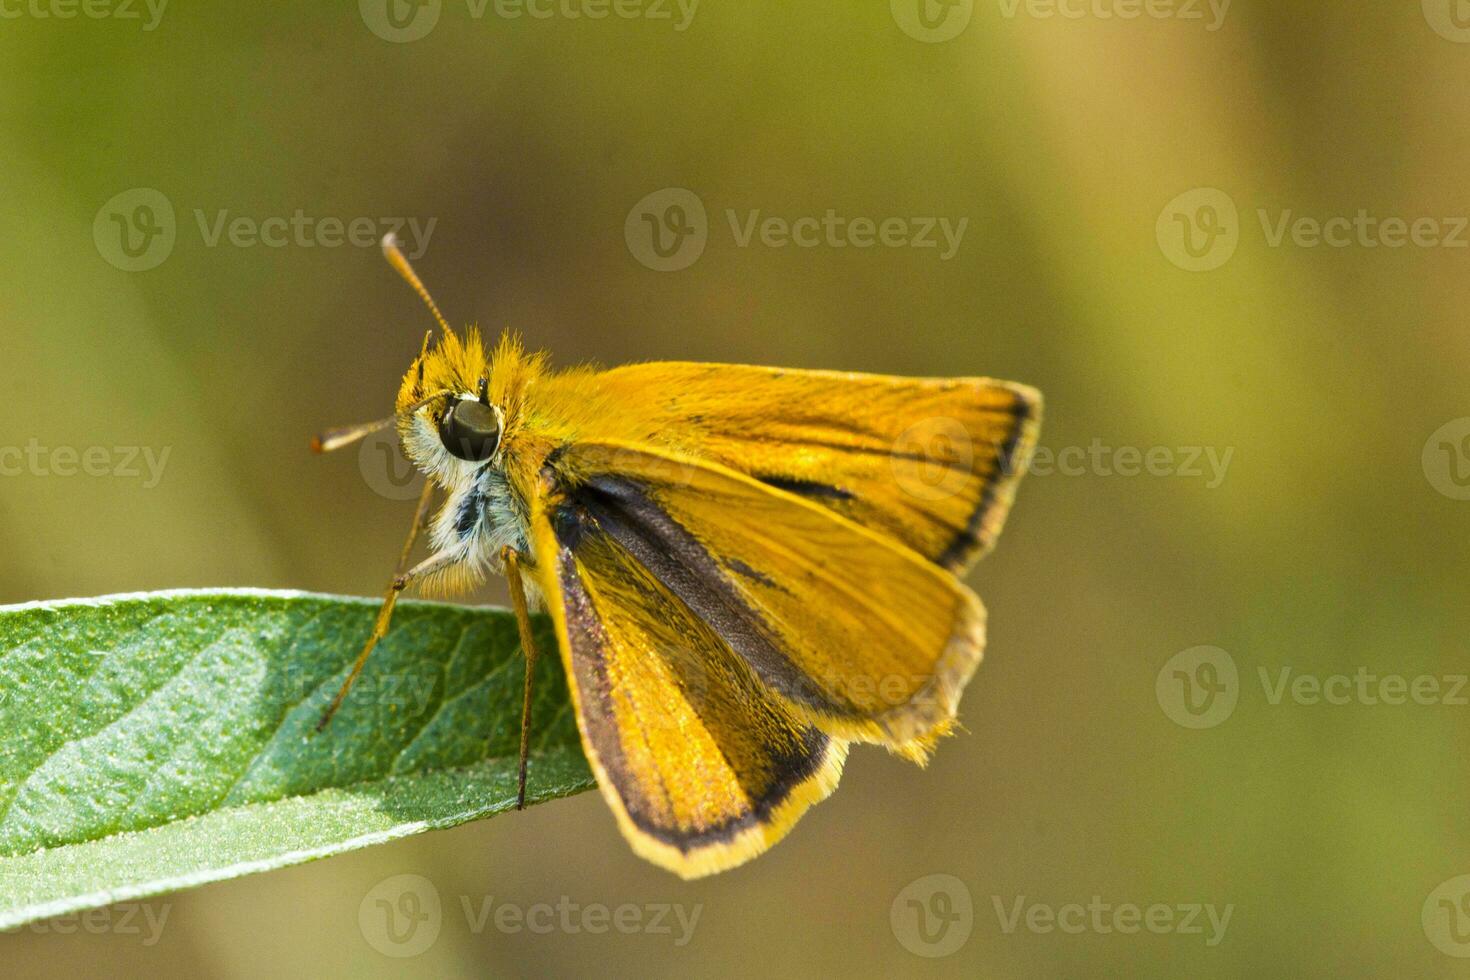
[586,362,1042,571]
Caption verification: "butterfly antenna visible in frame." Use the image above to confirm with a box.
[311,417,393,454]
[310,390,454,454]
[310,240,451,456]
[381,233,451,337]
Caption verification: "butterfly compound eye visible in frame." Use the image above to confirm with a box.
[438,399,501,462]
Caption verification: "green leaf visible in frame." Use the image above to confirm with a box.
[0,589,594,929]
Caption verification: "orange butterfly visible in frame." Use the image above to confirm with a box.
[313,237,1041,878]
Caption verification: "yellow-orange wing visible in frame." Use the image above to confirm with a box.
[531,442,986,804]
[586,362,1041,572]
[527,490,847,879]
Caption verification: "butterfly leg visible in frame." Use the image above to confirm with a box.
[315,480,437,732]
[500,545,540,810]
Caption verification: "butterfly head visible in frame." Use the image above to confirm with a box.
[395,327,542,491]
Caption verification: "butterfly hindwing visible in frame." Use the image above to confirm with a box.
[527,493,847,879]
[538,442,987,756]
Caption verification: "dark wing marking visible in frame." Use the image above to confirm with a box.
[533,502,847,878]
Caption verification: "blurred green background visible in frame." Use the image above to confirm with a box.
[3,1,1469,976]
